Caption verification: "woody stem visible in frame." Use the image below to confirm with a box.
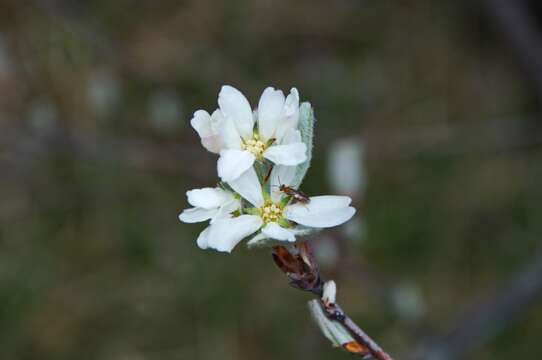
[323,301,394,360]
[272,241,395,360]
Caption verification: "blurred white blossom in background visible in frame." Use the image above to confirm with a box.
[392,283,425,322]
[0,34,12,77]
[327,138,366,199]
[27,98,58,133]
[87,68,120,118]
[148,89,183,132]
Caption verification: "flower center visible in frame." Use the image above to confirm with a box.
[260,200,283,224]
[242,133,266,158]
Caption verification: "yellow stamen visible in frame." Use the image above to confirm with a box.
[241,133,268,159]
[260,200,284,224]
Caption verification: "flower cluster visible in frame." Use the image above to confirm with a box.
[179,85,356,252]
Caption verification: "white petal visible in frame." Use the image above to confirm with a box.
[190,110,212,137]
[218,85,254,140]
[219,112,242,149]
[211,199,241,223]
[207,215,263,253]
[193,110,224,153]
[322,281,337,305]
[191,110,223,153]
[246,232,267,247]
[200,136,223,154]
[178,207,218,223]
[261,222,296,242]
[257,87,285,142]
[284,195,356,228]
[196,226,211,249]
[269,165,297,202]
[275,88,300,141]
[227,167,264,207]
[217,149,255,182]
[282,128,302,144]
[186,187,233,209]
[263,142,307,166]
[284,88,300,118]
[268,129,302,202]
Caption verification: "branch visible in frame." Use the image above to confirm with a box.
[324,302,394,360]
[486,0,542,104]
[272,242,395,360]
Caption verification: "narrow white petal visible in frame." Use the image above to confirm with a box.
[263,142,307,166]
[284,88,300,118]
[257,87,285,142]
[179,207,218,223]
[207,215,263,253]
[218,85,254,140]
[227,167,264,207]
[196,226,211,249]
[217,149,255,182]
[284,195,356,228]
[186,187,233,209]
[322,281,337,305]
[219,113,242,149]
[261,222,296,242]
[275,88,300,141]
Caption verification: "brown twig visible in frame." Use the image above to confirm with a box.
[324,302,394,360]
[272,241,395,360]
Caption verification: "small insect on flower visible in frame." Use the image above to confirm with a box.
[279,184,310,204]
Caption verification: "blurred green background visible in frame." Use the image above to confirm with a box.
[1,0,542,359]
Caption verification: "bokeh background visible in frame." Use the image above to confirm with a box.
[1,1,542,359]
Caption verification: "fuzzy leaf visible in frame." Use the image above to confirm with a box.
[291,102,314,189]
[307,300,354,347]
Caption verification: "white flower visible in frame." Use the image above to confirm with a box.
[190,85,308,182]
[185,167,356,253]
[178,187,241,249]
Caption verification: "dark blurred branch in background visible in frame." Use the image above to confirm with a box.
[0,126,211,181]
[3,113,540,226]
[361,115,542,160]
[31,0,123,63]
[487,0,542,105]
[409,247,542,360]
[3,115,540,175]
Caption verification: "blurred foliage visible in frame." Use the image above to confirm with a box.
[1,0,541,359]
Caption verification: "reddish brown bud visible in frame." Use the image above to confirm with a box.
[272,242,323,295]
